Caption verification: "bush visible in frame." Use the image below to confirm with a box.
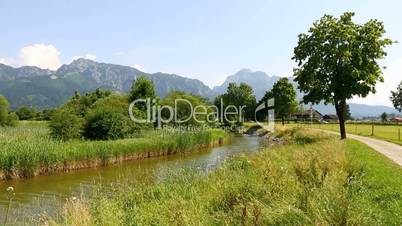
[4,113,19,127]
[49,110,83,141]
[94,94,151,128]
[16,106,37,120]
[37,109,55,121]
[83,109,136,140]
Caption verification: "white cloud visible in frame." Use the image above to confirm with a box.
[72,53,97,61]
[19,44,61,70]
[0,58,13,66]
[1,44,99,70]
[132,64,146,72]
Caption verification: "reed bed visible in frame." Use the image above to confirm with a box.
[0,121,226,179]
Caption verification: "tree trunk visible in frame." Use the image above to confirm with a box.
[335,99,347,139]
[282,117,285,126]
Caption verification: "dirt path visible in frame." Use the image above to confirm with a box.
[317,130,402,167]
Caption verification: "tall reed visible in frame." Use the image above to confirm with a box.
[0,122,226,179]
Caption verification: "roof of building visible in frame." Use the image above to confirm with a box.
[390,116,402,122]
[323,114,338,119]
[294,109,323,117]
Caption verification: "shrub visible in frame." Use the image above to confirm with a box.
[4,113,19,127]
[37,109,55,121]
[49,110,83,141]
[83,109,136,140]
[16,106,37,120]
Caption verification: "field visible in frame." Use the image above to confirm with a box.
[45,128,402,225]
[297,122,402,145]
[0,121,226,180]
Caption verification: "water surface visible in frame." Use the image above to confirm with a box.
[0,136,263,223]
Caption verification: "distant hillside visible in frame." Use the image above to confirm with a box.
[311,103,400,118]
[0,59,214,109]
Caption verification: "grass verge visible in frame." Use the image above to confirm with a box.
[44,128,402,225]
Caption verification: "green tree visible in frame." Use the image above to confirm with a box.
[0,95,10,126]
[37,109,56,121]
[259,78,297,125]
[161,91,210,126]
[16,107,37,120]
[64,88,112,117]
[49,109,83,141]
[129,76,157,110]
[215,83,256,124]
[92,94,148,130]
[83,109,135,140]
[4,112,19,127]
[390,81,402,112]
[380,112,388,122]
[292,12,393,139]
[72,90,81,100]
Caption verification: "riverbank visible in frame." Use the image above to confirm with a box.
[0,121,228,180]
[45,128,402,225]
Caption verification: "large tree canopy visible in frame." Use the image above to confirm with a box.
[390,81,402,112]
[292,12,393,138]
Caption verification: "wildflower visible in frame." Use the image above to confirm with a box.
[6,186,14,193]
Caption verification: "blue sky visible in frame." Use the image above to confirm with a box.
[1,0,401,106]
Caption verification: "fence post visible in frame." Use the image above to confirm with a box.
[371,123,374,136]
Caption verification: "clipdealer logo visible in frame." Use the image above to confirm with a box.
[128,97,275,131]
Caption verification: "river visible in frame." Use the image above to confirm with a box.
[0,136,263,224]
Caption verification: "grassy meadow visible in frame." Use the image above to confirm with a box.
[298,122,402,145]
[0,121,226,180]
[44,128,402,225]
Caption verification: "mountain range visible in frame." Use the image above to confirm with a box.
[0,59,399,117]
[0,59,212,109]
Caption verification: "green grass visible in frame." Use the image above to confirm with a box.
[0,121,227,179]
[346,139,402,224]
[298,122,402,145]
[45,128,402,225]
